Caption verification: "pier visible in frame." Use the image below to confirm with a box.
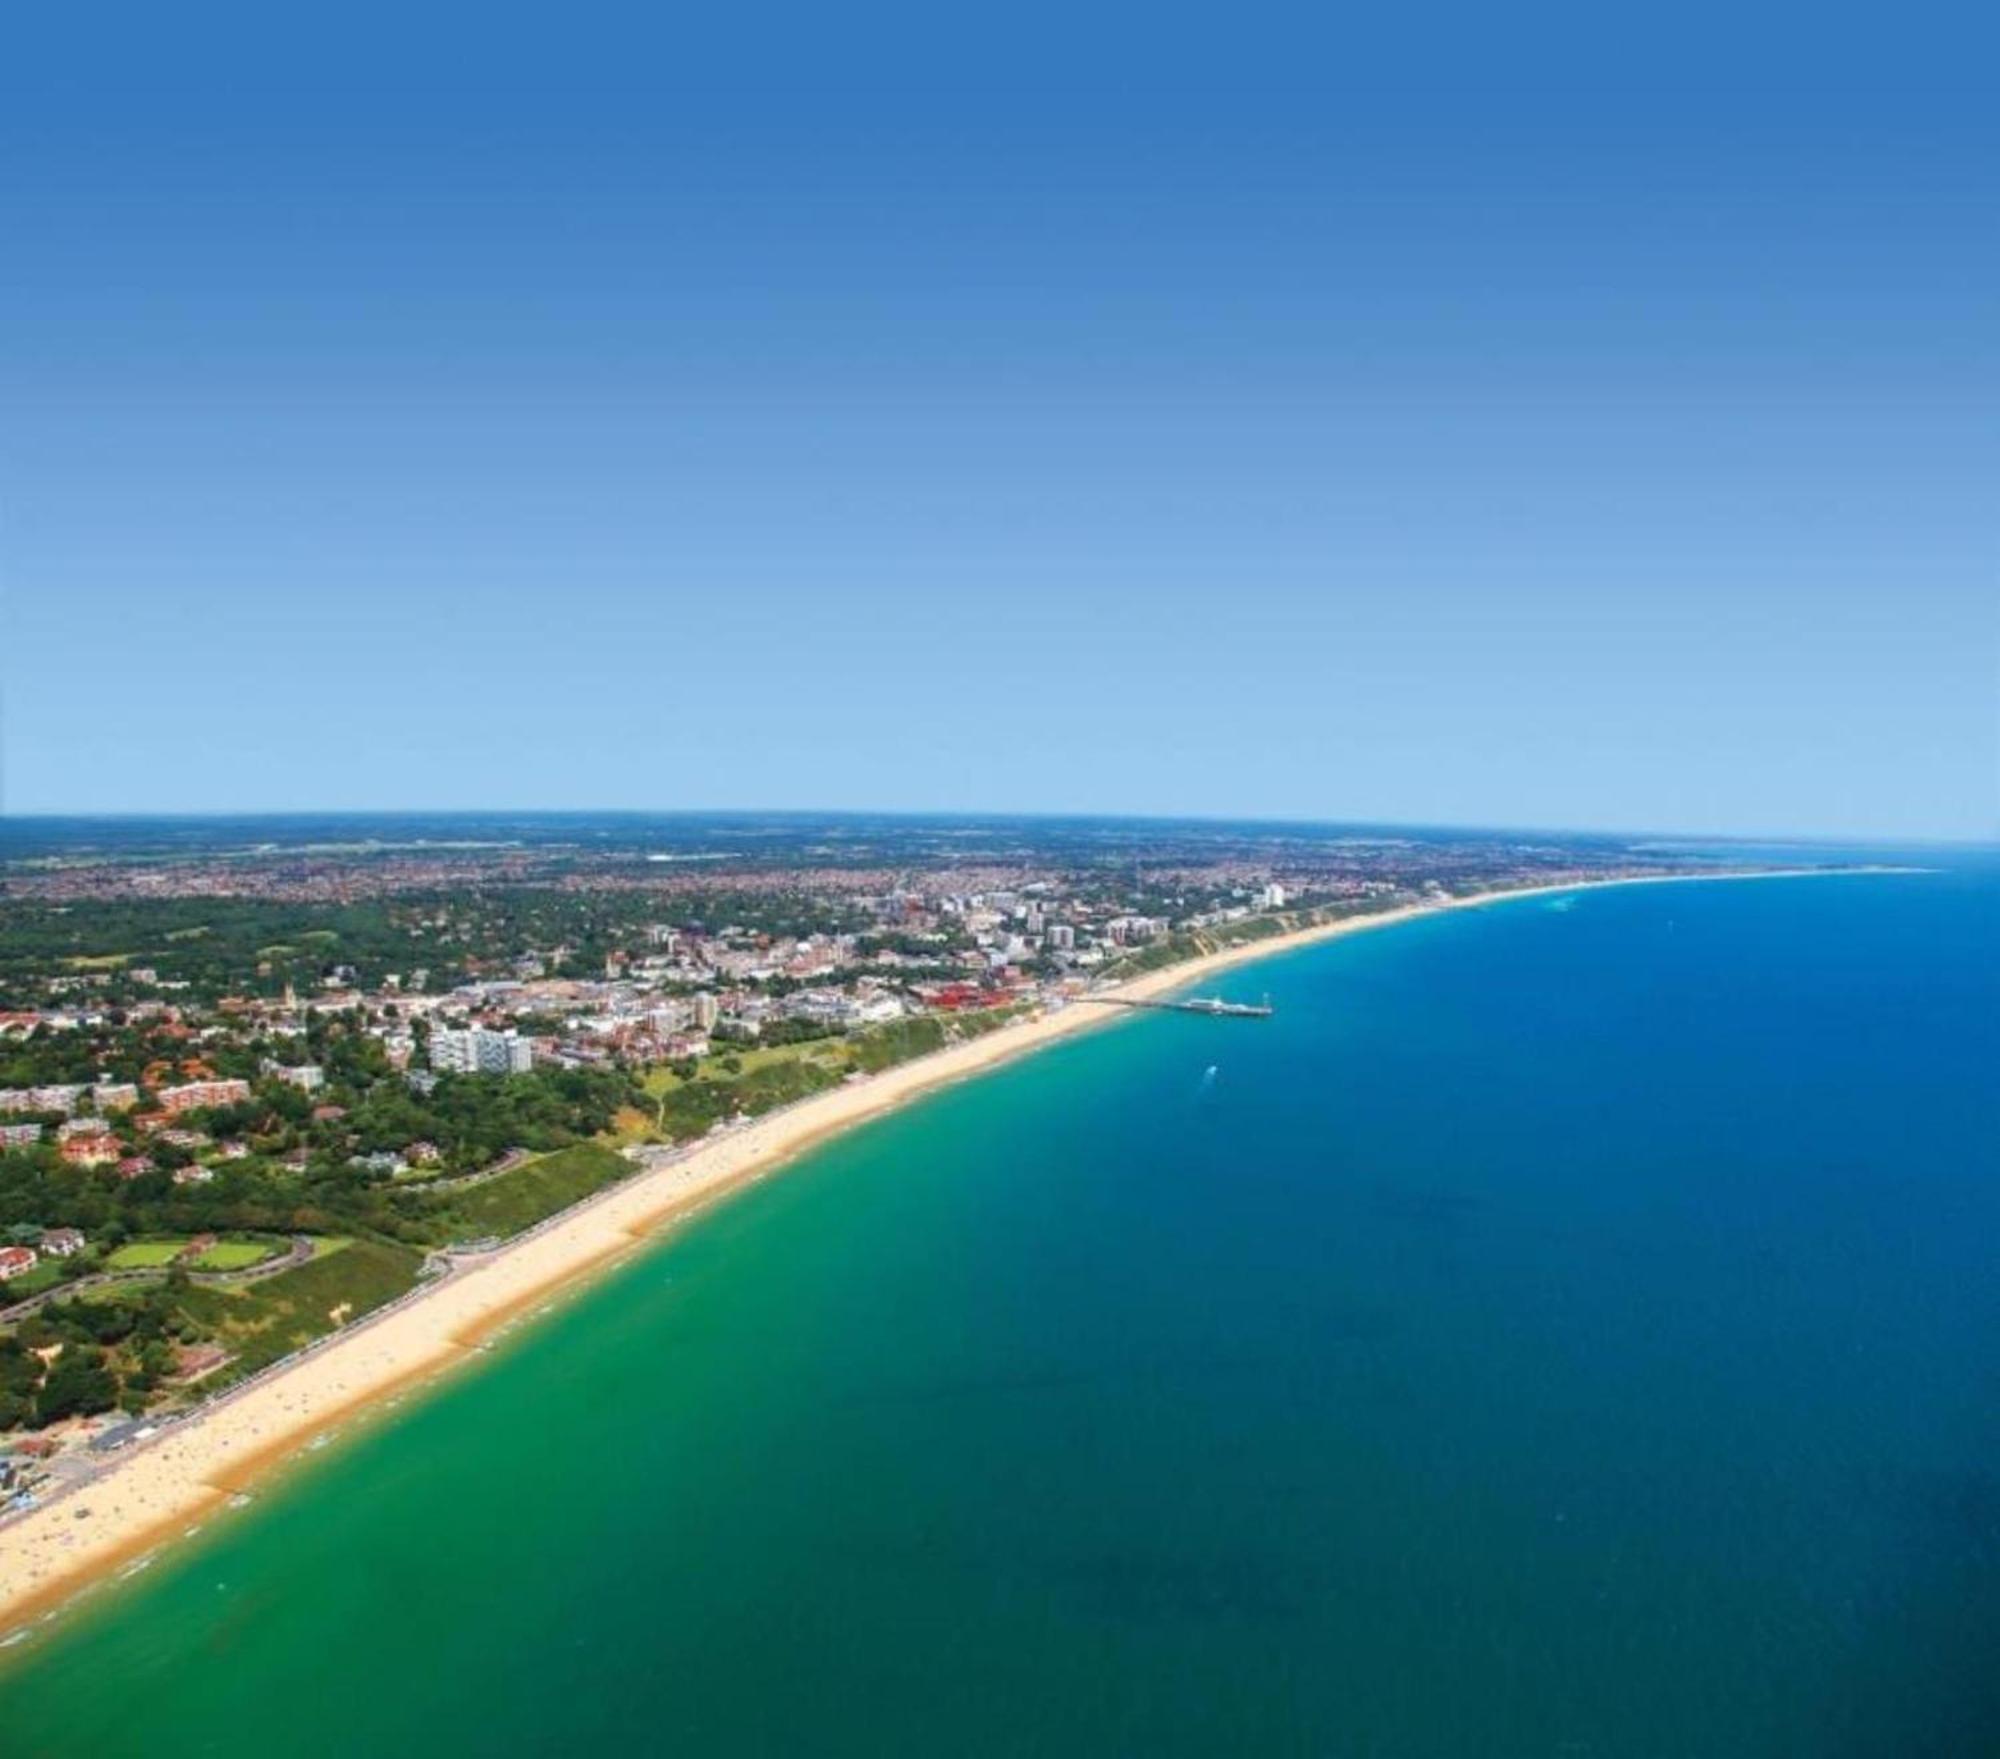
[1078,994,1273,1018]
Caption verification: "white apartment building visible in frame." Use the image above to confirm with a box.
[1106,916,1168,946]
[430,1027,536,1075]
[0,1085,87,1115]
[262,1061,326,1092]
[647,999,695,1035]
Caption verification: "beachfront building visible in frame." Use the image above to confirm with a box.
[784,988,908,1031]
[430,1026,536,1076]
[1105,915,1168,946]
[1258,882,1288,909]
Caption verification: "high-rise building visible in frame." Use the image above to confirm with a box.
[430,1027,535,1075]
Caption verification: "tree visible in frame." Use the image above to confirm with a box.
[34,1345,119,1426]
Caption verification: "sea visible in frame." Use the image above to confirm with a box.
[2,864,1996,1756]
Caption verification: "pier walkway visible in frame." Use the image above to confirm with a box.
[1077,994,1273,1018]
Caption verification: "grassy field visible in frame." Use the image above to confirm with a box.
[634,1007,1026,1144]
[105,1240,192,1270]
[191,1239,283,1272]
[0,1262,64,1298]
[430,1143,633,1242]
[640,1038,848,1096]
[176,1238,426,1383]
[99,1236,321,1276]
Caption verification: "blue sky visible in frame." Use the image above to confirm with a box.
[3,5,1994,838]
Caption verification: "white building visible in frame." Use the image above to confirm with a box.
[262,1061,326,1092]
[1258,883,1288,910]
[785,989,856,1028]
[0,1085,87,1115]
[646,999,695,1035]
[852,990,906,1026]
[430,1027,535,1075]
[1106,916,1167,946]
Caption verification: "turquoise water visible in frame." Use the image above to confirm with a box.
[3,870,1997,1755]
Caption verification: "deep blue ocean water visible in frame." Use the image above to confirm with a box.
[2,866,1996,1755]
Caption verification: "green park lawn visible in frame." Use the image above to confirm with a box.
[106,1236,289,1273]
[190,1239,283,1272]
[105,1240,193,1270]
[640,1038,848,1096]
[0,1262,64,1299]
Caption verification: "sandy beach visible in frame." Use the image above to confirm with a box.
[0,872,1803,1632]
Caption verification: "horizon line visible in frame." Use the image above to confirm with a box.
[1,804,1994,850]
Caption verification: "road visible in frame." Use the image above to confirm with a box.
[0,1234,316,1325]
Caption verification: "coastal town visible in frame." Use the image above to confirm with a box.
[0,815,1727,1511]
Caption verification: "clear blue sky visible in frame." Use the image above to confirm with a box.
[3,5,1994,838]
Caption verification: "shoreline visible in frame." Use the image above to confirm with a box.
[0,866,1880,1638]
